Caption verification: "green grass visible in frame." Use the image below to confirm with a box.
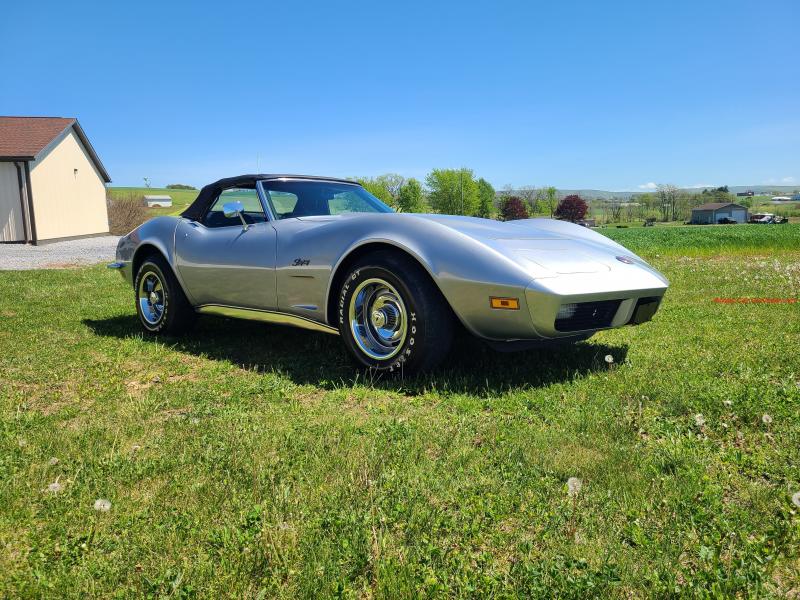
[1,235,800,596]
[601,223,800,256]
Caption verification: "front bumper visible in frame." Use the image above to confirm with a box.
[524,267,668,339]
[107,260,133,284]
[448,270,667,342]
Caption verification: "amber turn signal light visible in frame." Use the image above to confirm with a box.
[490,297,520,310]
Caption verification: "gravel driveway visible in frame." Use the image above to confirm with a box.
[0,236,120,270]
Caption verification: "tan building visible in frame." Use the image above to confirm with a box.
[690,202,749,225]
[0,116,111,244]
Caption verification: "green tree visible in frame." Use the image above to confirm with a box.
[656,184,679,222]
[357,177,395,208]
[519,186,538,214]
[476,178,496,218]
[374,174,405,200]
[543,186,558,217]
[425,168,478,215]
[397,178,426,213]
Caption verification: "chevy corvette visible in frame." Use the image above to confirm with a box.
[109,175,668,373]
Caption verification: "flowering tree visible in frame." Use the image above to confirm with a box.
[554,194,588,222]
[499,196,529,221]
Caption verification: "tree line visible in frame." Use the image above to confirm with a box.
[355,170,495,217]
[355,171,752,224]
[595,185,744,224]
[355,170,578,221]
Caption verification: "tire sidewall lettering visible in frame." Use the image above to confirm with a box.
[137,264,169,332]
[340,265,419,370]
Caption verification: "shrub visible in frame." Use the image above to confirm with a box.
[555,195,588,222]
[107,192,147,235]
[500,196,529,221]
[166,184,196,190]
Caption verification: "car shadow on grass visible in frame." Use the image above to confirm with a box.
[83,314,628,396]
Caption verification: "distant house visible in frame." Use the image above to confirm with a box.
[792,193,800,201]
[690,202,748,224]
[771,196,792,202]
[0,116,111,244]
[736,191,754,197]
[144,195,173,208]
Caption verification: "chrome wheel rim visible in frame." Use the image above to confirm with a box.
[348,278,407,360]
[138,271,165,325]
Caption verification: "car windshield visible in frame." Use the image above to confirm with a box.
[259,180,393,219]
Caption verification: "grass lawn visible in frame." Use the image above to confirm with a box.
[602,223,800,256]
[1,231,799,597]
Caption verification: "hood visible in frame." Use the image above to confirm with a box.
[412,214,567,241]
[409,214,660,281]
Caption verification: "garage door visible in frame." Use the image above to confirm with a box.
[0,163,25,242]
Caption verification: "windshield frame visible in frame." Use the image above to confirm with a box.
[256,178,393,220]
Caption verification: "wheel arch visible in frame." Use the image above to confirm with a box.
[132,242,168,279]
[325,240,454,327]
[132,242,193,303]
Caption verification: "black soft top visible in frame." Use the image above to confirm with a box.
[181,174,362,221]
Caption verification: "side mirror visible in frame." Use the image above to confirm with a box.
[222,201,249,231]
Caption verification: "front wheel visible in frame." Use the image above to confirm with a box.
[338,251,453,374]
[134,255,195,335]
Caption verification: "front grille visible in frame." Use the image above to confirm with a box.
[554,300,622,332]
[627,296,662,325]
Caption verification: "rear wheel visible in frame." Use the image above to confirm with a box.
[134,254,195,335]
[338,251,453,374]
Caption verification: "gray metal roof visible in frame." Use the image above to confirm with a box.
[692,202,747,211]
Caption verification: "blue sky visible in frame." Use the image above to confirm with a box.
[1,0,798,190]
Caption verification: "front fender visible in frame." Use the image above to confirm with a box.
[114,217,181,289]
[323,216,538,340]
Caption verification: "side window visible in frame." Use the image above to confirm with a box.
[328,190,375,215]
[203,188,266,228]
[264,190,299,219]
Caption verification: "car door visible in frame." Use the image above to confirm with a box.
[174,187,277,309]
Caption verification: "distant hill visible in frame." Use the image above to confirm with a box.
[715,185,798,195]
[504,185,799,200]
[557,189,639,200]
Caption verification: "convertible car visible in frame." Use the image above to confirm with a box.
[109,175,668,373]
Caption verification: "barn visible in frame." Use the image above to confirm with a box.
[0,116,111,244]
[690,202,749,225]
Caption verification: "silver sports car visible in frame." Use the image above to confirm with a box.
[109,175,668,373]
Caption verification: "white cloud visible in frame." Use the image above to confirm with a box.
[689,183,716,189]
[781,176,796,183]
[638,182,657,190]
